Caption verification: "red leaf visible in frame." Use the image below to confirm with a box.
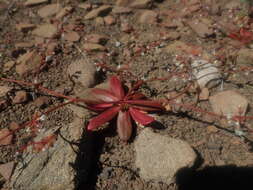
[117,110,132,141]
[91,88,119,102]
[88,106,120,130]
[88,103,114,109]
[126,100,164,110]
[110,76,125,99]
[129,107,154,125]
[127,92,146,100]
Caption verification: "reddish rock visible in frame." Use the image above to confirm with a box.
[0,128,13,145]
[9,122,20,131]
[12,91,28,104]
[104,15,116,25]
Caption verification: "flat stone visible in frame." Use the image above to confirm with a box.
[83,43,106,52]
[104,15,116,25]
[55,6,73,19]
[0,162,14,180]
[135,128,196,184]
[16,51,42,76]
[209,90,249,117]
[63,31,80,42]
[187,19,214,38]
[84,5,112,20]
[16,23,36,32]
[24,0,48,6]
[67,58,96,90]
[138,10,158,24]
[37,4,62,18]
[12,91,28,104]
[32,24,57,38]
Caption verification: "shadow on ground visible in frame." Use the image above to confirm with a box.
[176,165,253,190]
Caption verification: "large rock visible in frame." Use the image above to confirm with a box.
[209,90,249,117]
[135,128,196,184]
[10,116,93,190]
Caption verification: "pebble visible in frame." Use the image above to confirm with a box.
[104,15,116,25]
[0,128,13,145]
[37,4,62,18]
[32,24,57,38]
[12,91,28,104]
[16,51,42,76]
[63,31,80,42]
[67,58,96,89]
[138,10,158,24]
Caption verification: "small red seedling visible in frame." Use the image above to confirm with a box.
[86,76,164,141]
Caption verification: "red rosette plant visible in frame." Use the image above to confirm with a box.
[86,76,164,141]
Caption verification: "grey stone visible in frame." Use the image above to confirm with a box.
[10,116,90,190]
[134,128,196,184]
